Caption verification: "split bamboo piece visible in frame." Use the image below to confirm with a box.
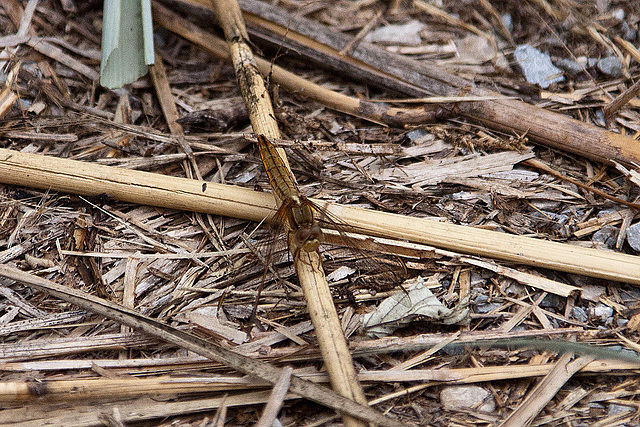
[208,1,368,426]
[0,356,636,403]
[0,148,637,284]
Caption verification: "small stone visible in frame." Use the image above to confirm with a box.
[365,20,426,45]
[612,8,625,20]
[627,222,640,252]
[405,128,430,142]
[608,403,632,416]
[620,21,636,41]
[505,282,526,296]
[476,302,502,314]
[592,225,618,248]
[539,293,563,310]
[581,284,605,302]
[501,13,513,32]
[590,304,613,320]
[585,57,599,68]
[441,385,495,412]
[555,58,583,76]
[470,271,485,286]
[514,45,564,88]
[572,306,588,323]
[593,109,607,127]
[597,56,623,78]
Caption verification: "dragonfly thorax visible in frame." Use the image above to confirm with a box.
[286,196,323,252]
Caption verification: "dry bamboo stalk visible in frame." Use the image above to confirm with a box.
[0,148,638,284]
[0,390,279,427]
[0,264,401,427]
[0,333,158,361]
[0,328,581,372]
[0,357,637,404]
[207,1,367,425]
[0,376,253,402]
[355,358,640,383]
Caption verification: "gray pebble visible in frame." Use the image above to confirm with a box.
[627,222,640,252]
[572,306,588,323]
[514,45,565,88]
[590,304,613,320]
[597,56,623,77]
[501,13,513,32]
[440,385,495,412]
[581,284,605,302]
[554,58,583,76]
[608,403,633,416]
[592,224,619,248]
[365,20,425,45]
[405,128,430,142]
[476,302,502,314]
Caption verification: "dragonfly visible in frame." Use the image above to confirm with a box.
[251,134,408,304]
[255,134,323,255]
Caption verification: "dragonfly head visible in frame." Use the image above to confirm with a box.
[294,223,323,252]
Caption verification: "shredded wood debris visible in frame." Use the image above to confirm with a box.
[0,0,639,425]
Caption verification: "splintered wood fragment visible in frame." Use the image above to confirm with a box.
[206,1,369,425]
[0,310,86,337]
[149,53,185,136]
[1,131,78,142]
[414,0,491,39]
[0,333,157,361]
[0,264,402,427]
[0,148,638,284]
[0,88,18,118]
[614,36,640,64]
[500,354,594,427]
[603,78,640,122]
[0,376,260,402]
[255,366,293,427]
[456,257,579,298]
[372,150,534,186]
[0,61,20,118]
[25,38,99,81]
[355,358,639,383]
